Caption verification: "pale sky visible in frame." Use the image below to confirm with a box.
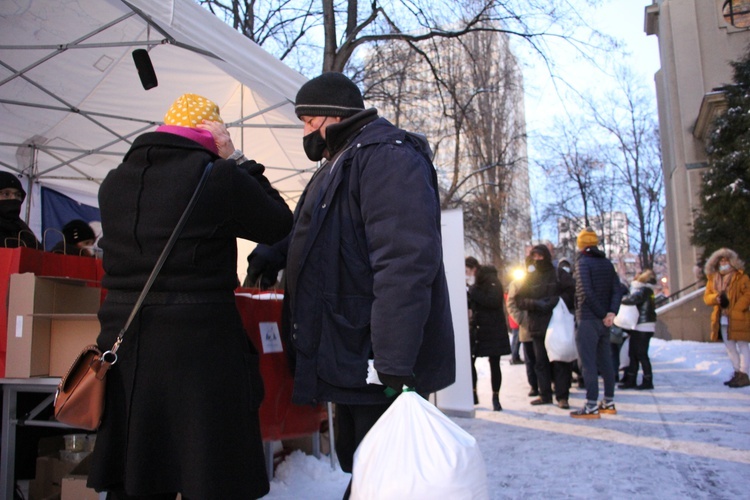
[523,0,661,133]
[522,0,662,241]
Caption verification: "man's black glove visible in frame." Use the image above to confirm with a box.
[244,245,285,289]
[534,296,559,313]
[719,292,729,309]
[377,372,416,397]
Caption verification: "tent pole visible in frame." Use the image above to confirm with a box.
[23,145,37,225]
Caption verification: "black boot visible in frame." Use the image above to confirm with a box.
[725,371,741,386]
[473,389,479,405]
[728,371,750,388]
[618,372,637,390]
[492,392,502,411]
[636,375,654,390]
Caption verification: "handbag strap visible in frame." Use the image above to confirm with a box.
[103,162,214,362]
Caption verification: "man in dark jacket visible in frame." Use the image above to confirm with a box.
[516,244,575,409]
[571,228,625,419]
[246,72,456,491]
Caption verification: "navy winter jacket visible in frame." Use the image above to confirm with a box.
[574,247,624,322]
[262,116,456,405]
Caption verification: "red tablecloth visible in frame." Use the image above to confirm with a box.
[235,289,327,441]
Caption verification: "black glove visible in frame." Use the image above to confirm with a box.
[377,372,416,396]
[719,292,729,309]
[535,296,559,313]
[244,245,285,289]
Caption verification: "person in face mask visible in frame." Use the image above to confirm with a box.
[0,171,40,249]
[703,248,750,388]
[50,219,97,257]
[516,244,576,409]
[244,72,456,498]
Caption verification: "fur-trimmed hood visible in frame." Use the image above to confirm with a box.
[704,248,745,276]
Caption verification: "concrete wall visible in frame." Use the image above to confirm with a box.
[655,287,713,341]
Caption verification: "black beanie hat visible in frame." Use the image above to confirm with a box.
[0,171,26,201]
[62,220,95,244]
[295,72,365,118]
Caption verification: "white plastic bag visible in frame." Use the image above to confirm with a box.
[545,299,578,362]
[619,336,630,370]
[351,391,489,500]
[613,304,639,330]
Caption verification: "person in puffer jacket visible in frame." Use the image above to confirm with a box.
[571,228,624,419]
[703,248,750,388]
[618,270,657,390]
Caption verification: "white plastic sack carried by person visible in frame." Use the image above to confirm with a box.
[350,391,489,500]
[619,336,630,370]
[545,299,577,362]
[613,304,639,330]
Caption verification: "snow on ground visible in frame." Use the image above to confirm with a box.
[265,339,750,499]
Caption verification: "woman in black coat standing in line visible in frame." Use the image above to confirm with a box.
[469,265,511,411]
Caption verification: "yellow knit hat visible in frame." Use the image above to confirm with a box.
[163,93,222,128]
[577,227,599,250]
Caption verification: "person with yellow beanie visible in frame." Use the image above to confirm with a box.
[576,227,599,250]
[86,93,292,498]
[571,227,625,419]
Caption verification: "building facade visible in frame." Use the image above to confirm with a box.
[645,0,750,293]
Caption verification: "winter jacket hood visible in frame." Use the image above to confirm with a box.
[705,247,745,276]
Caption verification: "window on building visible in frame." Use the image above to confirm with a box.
[723,0,750,28]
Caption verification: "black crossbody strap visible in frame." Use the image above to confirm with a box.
[104,162,214,360]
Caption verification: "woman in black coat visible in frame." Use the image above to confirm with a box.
[468,265,511,411]
[87,94,293,500]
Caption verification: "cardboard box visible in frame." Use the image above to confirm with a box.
[5,273,101,378]
[61,454,98,500]
[29,454,79,500]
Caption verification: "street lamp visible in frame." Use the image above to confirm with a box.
[723,0,750,28]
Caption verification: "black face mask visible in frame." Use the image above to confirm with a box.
[0,199,22,219]
[303,129,328,162]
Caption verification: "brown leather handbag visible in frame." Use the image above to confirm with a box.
[54,345,113,430]
[53,162,214,430]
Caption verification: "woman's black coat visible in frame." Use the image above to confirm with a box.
[468,281,511,356]
[87,132,292,499]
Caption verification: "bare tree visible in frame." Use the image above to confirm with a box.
[588,66,665,271]
[537,116,616,252]
[198,0,612,76]
[537,66,664,272]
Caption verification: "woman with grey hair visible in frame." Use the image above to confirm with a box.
[703,248,750,388]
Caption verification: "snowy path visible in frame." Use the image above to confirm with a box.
[467,339,750,499]
[267,339,750,499]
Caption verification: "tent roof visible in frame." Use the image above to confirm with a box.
[0,0,313,208]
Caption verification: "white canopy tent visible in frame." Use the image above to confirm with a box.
[0,0,313,246]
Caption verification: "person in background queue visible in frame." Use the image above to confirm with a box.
[571,228,624,419]
[468,265,511,411]
[507,256,539,398]
[618,270,658,390]
[516,244,575,410]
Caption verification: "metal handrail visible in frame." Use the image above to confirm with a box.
[655,280,703,306]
